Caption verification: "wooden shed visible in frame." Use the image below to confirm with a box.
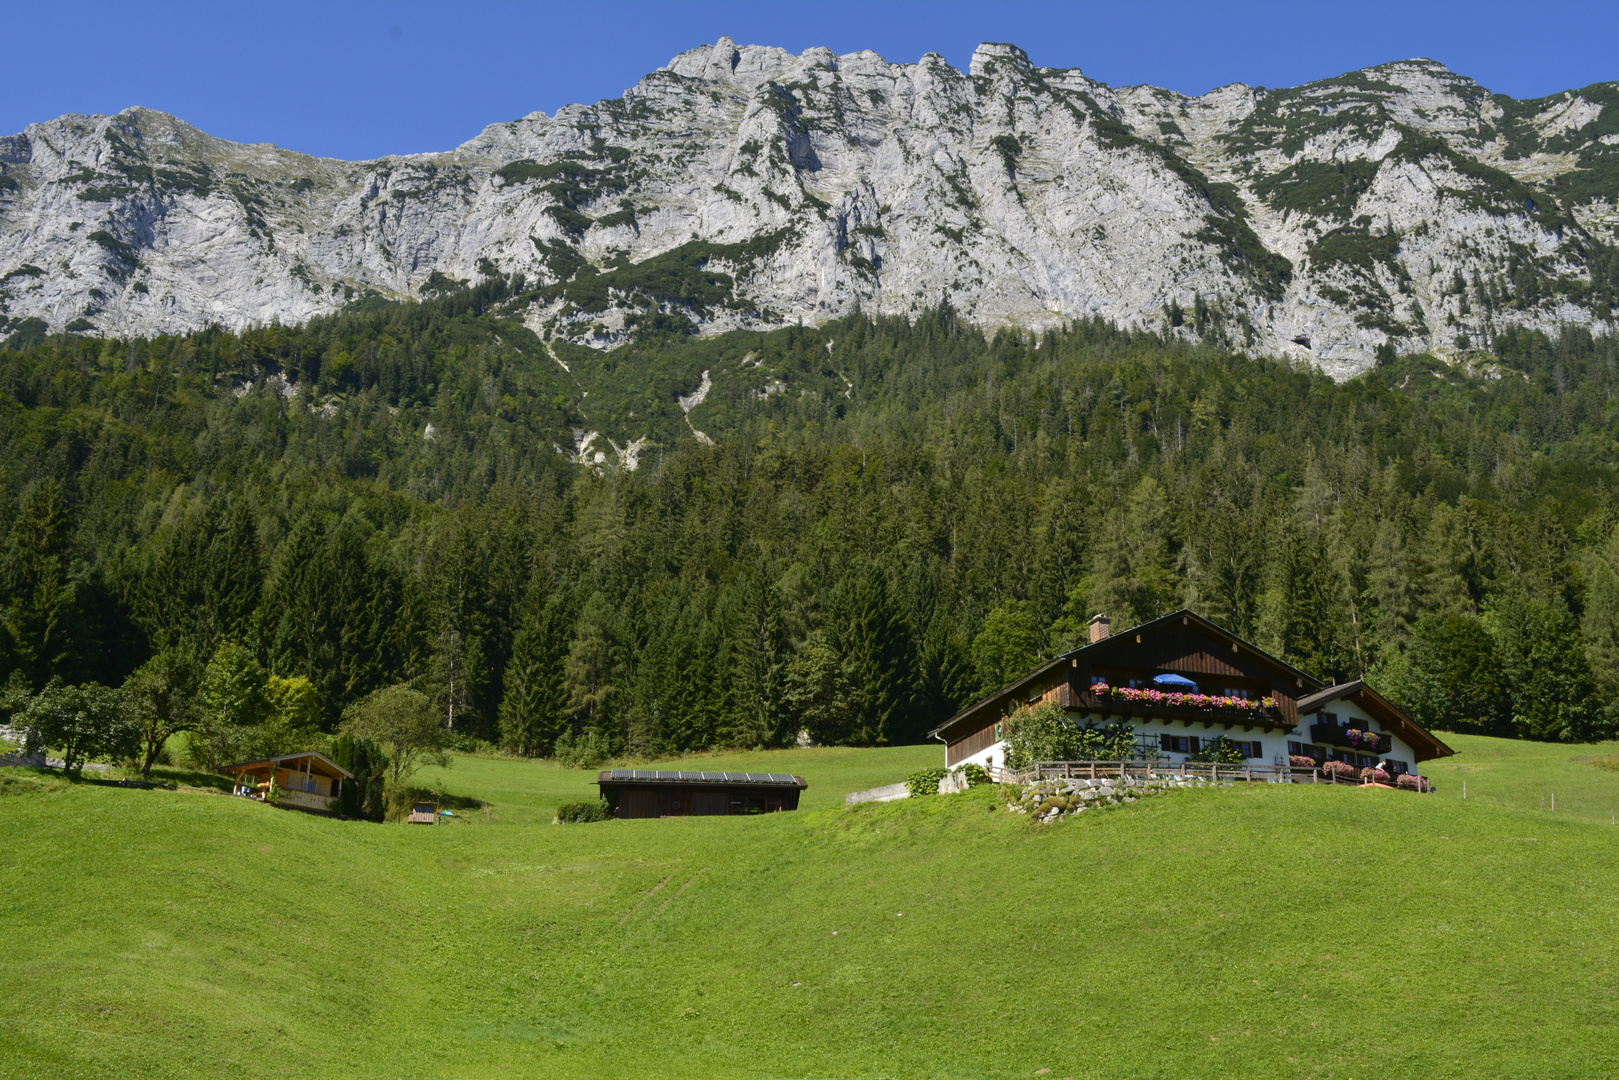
[596,769,807,818]
[226,752,351,815]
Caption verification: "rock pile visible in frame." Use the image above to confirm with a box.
[1006,774,1224,822]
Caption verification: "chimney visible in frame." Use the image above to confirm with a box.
[1088,614,1111,643]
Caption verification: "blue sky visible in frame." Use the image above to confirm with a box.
[8,0,1618,161]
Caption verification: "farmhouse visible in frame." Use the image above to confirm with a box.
[931,610,1453,775]
[226,752,352,815]
[597,769,807,818]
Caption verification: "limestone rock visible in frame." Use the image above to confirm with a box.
[1,44,1615,378]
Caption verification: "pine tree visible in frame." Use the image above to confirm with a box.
[4,479,78,689]
[499,593,573,756]
[564,591,619,744]
[840,563,920,745]
[725,573,790,748]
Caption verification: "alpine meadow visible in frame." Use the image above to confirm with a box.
[5,28,1619,1080]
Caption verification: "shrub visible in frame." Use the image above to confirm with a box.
[1004,702,1136,768]
[444,731,497,754]
[907,768,948,797]
[956,762,990,786]
[1397,773,1433,792]
[555,728,613,769]
[1189,734,1248,764]
[556,799,612,823]
[1289,754,1319,768]
[1370,767,1393,785]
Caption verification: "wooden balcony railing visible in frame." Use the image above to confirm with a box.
[1309,724,1391,754]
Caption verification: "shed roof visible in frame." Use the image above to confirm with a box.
[224,751,353,780]
[597,769,807,788]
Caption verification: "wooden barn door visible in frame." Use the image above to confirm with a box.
[692,792,729,816]
[619,791,658,819]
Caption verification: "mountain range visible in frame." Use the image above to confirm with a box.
[2,38,1616,377]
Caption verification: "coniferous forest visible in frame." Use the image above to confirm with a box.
[3,274,1619,769]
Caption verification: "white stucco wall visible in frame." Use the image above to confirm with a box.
[944,696,1421,777]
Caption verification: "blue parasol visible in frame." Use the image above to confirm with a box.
[1151,673,1199,690]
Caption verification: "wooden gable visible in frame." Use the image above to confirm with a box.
[1073,612,1323,726]
[930,610,1325,754]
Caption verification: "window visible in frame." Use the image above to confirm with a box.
[1385,759,1410,775]
[1159,734,1199,754]
[1223,687,1252,700]
[1230,740,1263,759]
[1288,741,1305,757]
[1320,711,1338,726]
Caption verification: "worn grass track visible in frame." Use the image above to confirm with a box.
[1,738,1616,1079]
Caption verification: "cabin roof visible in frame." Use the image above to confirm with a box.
[224,751,353,780]
[1297,680,1455,762]
[596,769,807,789]
[929,609,1323,742]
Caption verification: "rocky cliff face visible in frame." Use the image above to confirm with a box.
[2,39,1616,377]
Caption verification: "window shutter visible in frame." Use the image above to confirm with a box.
[1250,741,1261,759]
[1188,736,1200,753]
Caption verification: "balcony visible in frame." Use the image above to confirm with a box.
[273,788,337,813]
[1309,724,1390,754]
[1084,686,1290,731]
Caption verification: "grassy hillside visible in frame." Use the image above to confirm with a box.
[3,740,1618,1080]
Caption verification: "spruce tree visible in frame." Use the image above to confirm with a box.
[5,479,77,689]
[499,593,573,756]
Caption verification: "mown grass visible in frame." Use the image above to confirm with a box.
[2,738,1617,1079]
[1424,733,1619,823]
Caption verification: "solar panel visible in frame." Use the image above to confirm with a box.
[600,769,800,785]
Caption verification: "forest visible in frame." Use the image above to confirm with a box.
[2,274,1618,771]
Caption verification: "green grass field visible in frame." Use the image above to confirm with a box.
[2,737,1617,1080]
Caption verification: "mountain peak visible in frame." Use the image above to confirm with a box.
[0,40,1613,380]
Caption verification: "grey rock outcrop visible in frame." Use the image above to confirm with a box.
[2,39,1616,377]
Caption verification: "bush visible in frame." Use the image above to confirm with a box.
[956,762,990,786]
[1189,734,1248,764]
[1289,754,1319,768]
[444,731,498,754]
[555,728,613,769]
[1397,773,1433,792]
[907,768,948,797]
[1003,702,1136,768]
[556,798,612,823]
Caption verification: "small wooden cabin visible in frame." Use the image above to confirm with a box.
[226,752,352,815]
[596,770,807,818]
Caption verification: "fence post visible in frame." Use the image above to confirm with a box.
[1212,765,1219,783]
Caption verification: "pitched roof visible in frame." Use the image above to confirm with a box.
[1296,680,1455,762]
[224,751,353,780]
[929,608,1322,742]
